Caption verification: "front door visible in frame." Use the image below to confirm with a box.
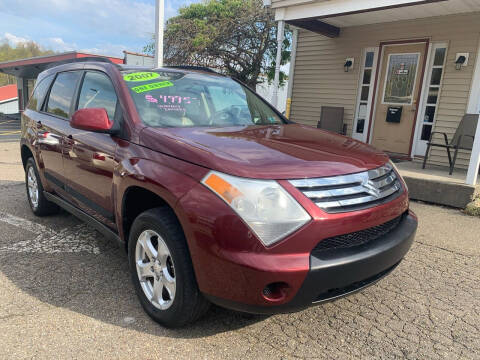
[63,70,119,230]
[371,43,427,156]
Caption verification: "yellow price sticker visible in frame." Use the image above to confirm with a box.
[131,81,174,93]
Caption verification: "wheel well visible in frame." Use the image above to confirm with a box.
[21,145,34,169]
[122,187,174,250]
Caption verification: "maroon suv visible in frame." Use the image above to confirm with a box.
[21,59,417,327]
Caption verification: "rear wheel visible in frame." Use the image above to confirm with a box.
[25,158,59,216]
[128,207,210,327]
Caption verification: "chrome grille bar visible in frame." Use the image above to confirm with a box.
[289,163,402,213]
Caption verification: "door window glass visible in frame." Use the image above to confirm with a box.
[365,52,374,68]
[420,46,447,141]
[354,50,376,135]
[47,71,82,118]
[27,74,54,112]
[77,72,118,120]
[430,68,443,86]
[383,53,419,104]
[433,48,446,66]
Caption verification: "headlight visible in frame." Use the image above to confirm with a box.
[389,160,408,192]
[202,171,311,246]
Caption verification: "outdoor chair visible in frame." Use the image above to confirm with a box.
[317,106,346,135]
[422,113,479,175]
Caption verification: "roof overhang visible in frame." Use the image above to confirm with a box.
[0,97,18,104]
[0,52,124,78]
[275,0,480,35]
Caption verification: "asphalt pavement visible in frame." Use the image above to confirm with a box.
[0,141,479,359]
[0,114,21,143]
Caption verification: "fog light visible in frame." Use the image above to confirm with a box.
[262,282,289,301]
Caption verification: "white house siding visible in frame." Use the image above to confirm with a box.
[290,12,480,168]
[0,99,19,114]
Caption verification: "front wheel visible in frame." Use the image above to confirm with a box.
[128,207,210,328]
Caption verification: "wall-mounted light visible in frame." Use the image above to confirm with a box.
[455,53,469,70]
[344,58,354,72]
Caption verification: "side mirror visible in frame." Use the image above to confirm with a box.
[70,108,114,133]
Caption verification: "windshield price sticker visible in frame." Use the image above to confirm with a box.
[131,81,174,94]
[123,72,160,82]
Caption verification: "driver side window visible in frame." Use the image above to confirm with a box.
[77,71,118,120]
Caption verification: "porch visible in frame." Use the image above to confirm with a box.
[268,0,480,207]
[396,160,479,208]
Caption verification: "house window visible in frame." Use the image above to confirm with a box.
[420,46,447,141]
[354,50,377,136]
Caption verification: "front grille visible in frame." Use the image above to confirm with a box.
[312,214,404,255]
[289,163,402,213]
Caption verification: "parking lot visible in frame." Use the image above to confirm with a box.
[0,114,20,143]
[0,141,479,359]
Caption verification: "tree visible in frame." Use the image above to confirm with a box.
[0,42,55,87]
[144,0,290,88]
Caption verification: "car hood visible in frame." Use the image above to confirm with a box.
[139,124,389,179]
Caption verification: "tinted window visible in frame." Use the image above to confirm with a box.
[27,74,54,111]
[77,71,118,120]
[122,70,283,128]
[47,71,82,118]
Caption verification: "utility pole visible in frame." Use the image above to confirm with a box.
[154,0,164,68]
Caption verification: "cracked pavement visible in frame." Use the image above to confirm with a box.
[0,142,479,359]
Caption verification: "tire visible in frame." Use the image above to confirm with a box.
[25,158,60,216]
[128,207,210,328]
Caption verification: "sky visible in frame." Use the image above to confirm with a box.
[0,0,199,58]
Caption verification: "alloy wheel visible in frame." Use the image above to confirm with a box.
[135,230,176,310]
[27,166,39,209]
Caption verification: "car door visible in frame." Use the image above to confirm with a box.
[63,70,120,230]
[36,71,83,198]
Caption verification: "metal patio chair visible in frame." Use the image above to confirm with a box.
[422,113,479,175]
[317,106,346,135]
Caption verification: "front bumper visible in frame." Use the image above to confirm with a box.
[204,212,417,314]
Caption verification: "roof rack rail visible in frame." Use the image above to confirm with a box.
[166,65,219,74]
[45,57,114,70]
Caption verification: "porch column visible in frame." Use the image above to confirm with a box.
[272,20,285,109]
[466,123,480,185]
[16,77,25,112]
[465,37,480,186]
[285,28,299,119]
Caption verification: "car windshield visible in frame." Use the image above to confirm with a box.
[122,70,284,128]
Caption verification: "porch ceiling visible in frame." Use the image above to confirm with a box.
[325,0,480,27]
[283,0,480,29]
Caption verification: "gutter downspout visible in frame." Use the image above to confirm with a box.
[286,28,299,119]
[272,20,285,109]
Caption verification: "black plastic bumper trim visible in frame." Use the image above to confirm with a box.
[204,213,417,315]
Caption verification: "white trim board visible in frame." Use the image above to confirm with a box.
[466,34,480,185]
[411,42,448,157]
[275,0,443,21]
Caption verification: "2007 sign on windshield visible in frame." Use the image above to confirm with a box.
[123,72,160,82]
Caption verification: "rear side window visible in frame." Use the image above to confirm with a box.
[27,74,54,111]
[46,71,82,118]
[77,71,118,120]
